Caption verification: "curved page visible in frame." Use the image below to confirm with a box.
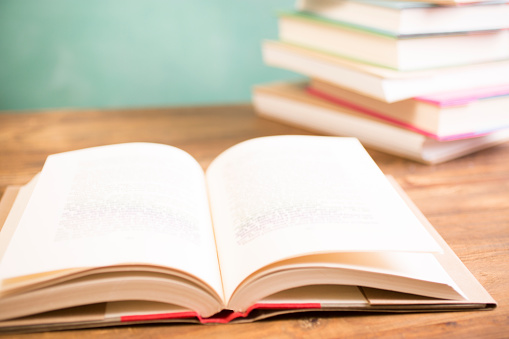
[206,136,441,302]
[0,143,223,300]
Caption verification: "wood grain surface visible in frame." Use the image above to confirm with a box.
[0,105,508,338]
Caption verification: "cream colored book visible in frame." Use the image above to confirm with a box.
[262,40,509,102]
[296,0,509,36]
[0,137,496,332]
[278,12,509,71]
[392,0,498,5]
[308,79,509,140]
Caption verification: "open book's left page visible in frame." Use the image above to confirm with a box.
[0,143,223,299]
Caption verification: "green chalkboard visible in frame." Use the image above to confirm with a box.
[0,0,301,111]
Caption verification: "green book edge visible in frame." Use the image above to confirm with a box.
[279,11,398,39]
[279,11,501,39]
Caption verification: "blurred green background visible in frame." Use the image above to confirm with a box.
[0,0,300,112]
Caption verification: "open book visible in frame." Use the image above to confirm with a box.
[0,136,495,332]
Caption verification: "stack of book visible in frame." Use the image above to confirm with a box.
[253,0,509,164]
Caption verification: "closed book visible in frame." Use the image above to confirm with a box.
[308,79,509,141]
[278,12,509,71]
[398,0,501,5]
[297,0,509,36]
[262,40,509,102]
[252,81,509,164]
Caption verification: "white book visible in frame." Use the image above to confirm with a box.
[296,0,509,36]
[383,0,503,5]
[262,40,509,102]
[252,81,509,164]
[278,12,509,71]
[308,79,509,140]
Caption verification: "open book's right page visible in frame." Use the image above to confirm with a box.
[206,136,445,303]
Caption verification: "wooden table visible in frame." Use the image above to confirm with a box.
[0,105,508,338]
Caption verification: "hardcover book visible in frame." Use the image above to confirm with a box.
[262,40,509,102]
[296,0,509,36]
[308,79,509,140]
[394,0,501,5]
[252,82,509,163]
[0,137,496,332]
[278,12,509,71]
